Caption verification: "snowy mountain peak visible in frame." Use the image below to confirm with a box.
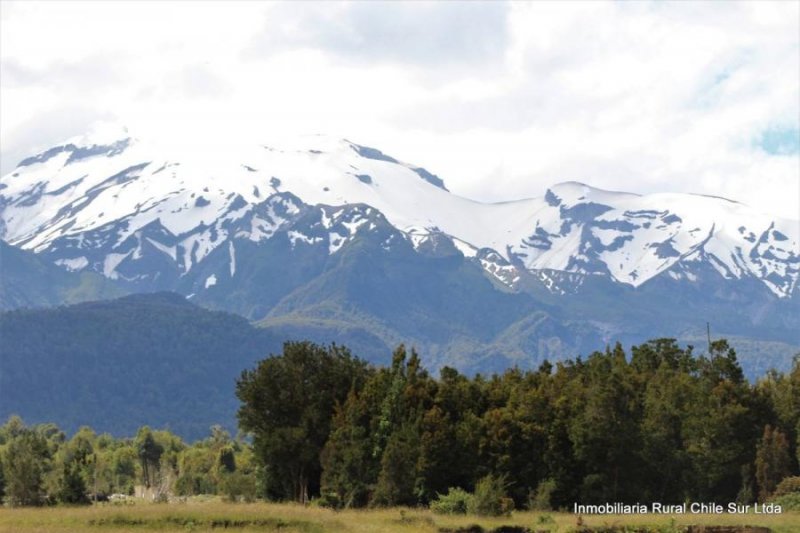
[544,181,641,208]
[1,133,797,299]
[12,123,133,171]
[63,122,131,149]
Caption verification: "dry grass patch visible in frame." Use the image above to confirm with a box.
[0,501,799,533]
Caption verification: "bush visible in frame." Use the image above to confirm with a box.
[774,476,800,497]
[430,487,474,514]
[220,471,257,503]
[174,473,214,496]
[528,478,556,511]
[315,491,342,509]
[467,474,514,517]
[770,492,800,511]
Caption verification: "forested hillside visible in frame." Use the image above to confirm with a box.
[0,292,279,438]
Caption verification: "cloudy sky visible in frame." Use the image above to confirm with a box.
[1,1,798,218]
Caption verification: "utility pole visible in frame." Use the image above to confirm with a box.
[93,452,98,504]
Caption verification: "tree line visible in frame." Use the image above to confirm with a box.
[2,338,800,511]
[236,339,800,510]
[0,420,257,506]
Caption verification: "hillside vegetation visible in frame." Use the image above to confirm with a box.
[0,292,279,438]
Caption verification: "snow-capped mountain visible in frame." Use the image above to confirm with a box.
[1,130,797,301]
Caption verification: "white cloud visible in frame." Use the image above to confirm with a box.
[1,0,797,220]
[247,1,509,72]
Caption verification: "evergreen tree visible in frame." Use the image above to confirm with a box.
[134,426,163,488]
[236,341,370,502]
[568,345,643,503]
[417,405,464,501]
[684,341,759,501]
[372,421,421,506]
[372,345,412,460]
[757,356,800,470]
[217,445,237,474]
[55,461,89,505]
[755,425,792,501]
[640,364,694,502]
[320,388,375,508]
[542,360,584,508]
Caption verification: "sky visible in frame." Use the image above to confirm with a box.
[1,1,799,219]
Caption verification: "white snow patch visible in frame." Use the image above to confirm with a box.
[55,256,89,271]
[179,229,226,271]
[146,238,177,261]
[321,210,333,229]
[246,215,280,241]
[405,226,432,250]
[103,251,132,279]
[288,230,322,247]
[479,257,518,288]
[205,274,217,288]
[342,217,368,235]
[452,238,478,258]
[328,231,346,254]
[229,241,236,277]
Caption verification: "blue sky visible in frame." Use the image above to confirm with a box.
[758,126,800,156]
[1,1,798,219]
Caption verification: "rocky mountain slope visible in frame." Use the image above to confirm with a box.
[0,240,125,310]
[1,129,797,374]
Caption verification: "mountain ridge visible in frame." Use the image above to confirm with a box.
[2,132,796,300]
[1,131,798,376]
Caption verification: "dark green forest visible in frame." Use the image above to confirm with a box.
[3,339,800,513]
[0,292,280,438]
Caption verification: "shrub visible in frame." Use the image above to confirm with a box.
[430,487,474,514]
[174,473,214,496]
[315,491,342,509]
[774,476,800,497]
[528,478,556,511]
[467,474,514,517]
[220,471,257,503]
[770,492,800,511]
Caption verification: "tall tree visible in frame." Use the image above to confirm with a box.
[55,460,89,504]
[755,425,792,502]
[684,341,759,502]
[320,388,376,508]
[1,429,49,506]
[568,345,643,503]
[236,341,370,502]
[372,421,422,506]
[134,426,163,488]
[640,364,694,502]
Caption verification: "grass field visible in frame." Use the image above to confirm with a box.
[1,501,799,533]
